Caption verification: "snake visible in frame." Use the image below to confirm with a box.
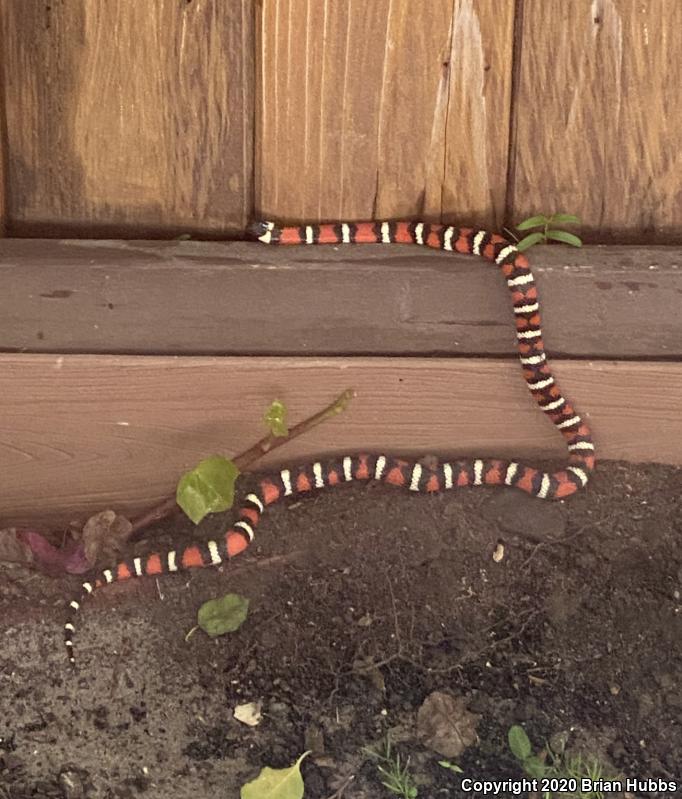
[62,219,595,666]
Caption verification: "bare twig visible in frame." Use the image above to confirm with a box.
[522,513,620,569]
[396,608,541,677]
[324,774,355,799]
[230,551,305,572]
[129,389,355,536]
[385,573,401,647]
[233,388,355,470]
[345,572,407,677]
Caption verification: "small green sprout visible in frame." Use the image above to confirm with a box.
[264,399,289,437]
[507,725,615,799]
[363,736,418,799]
[508,725,548,780]
[515,213,582,252]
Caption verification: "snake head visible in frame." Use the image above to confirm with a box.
[246,220,278,243]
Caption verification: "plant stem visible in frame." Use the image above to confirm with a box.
[128,388,356,536]
[233,388,355,470]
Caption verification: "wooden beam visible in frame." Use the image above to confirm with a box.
[510,1,682,242]
[256,0,514,228]
[0,240,680,359]
[0,354,679,525]
[0,0,254,237]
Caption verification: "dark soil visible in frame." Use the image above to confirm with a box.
[1,460,681,798]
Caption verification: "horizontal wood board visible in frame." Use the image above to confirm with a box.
[0,354,680,525]
[0,240,680,358]
[256,0,514,228]
[0,0,253,237]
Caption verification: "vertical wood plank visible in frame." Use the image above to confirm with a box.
[0,0,254,237]
[0,100,6,237]
[256,0,515,228]
[441,0,515,226]
[0,8,7,237]
[509,0,682,242]
[0,142,5,235]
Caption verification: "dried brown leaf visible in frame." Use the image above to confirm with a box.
[0,527,34,565]
[417,691,480,758]
[81,511,133,567]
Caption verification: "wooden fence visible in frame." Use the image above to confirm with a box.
[0,1,680,525]
[1,0,681,240]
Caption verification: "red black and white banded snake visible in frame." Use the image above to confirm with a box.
[63,219,595,666]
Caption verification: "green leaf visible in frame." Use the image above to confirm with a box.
[516,214,548,231]
[516,232,545,252]
[523,755,547,780]
[508,725,533,761]
[240,752,309,799]
[264,399,289,437]
[545,229,582,247]
[548,213,581,225]
[176,456,240,524]
[198,593,249,637]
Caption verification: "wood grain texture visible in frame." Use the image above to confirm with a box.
[0,117,5,236]
[0,240,680,358]
[0,120,5,235]
[0,9,6,238]
[0,354,680,524]
[510,0,682,242]
[256,0,514,228]
[0,0,253,237]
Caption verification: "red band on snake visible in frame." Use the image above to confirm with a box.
[63,219,595,666]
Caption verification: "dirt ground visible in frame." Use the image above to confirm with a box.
[0,460,680,799]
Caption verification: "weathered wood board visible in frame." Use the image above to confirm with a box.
[0,354,680,524]
[0,240,679,359]
[0,127,5,236]
[0,35,6,238]
[0,0,253,237]
[2,1,681,242]
[510,0,682,242]
[256,0,514,228]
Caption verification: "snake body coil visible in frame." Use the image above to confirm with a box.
[63,219,595,666]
